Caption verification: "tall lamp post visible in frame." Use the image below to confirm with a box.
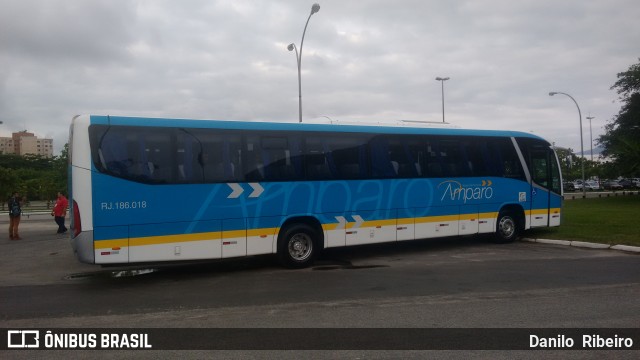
[288,3,321,123]
[435,77,450,123]
[586,115,594,162]
[549,91,586,198]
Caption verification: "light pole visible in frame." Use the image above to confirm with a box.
[549,91,586,198]
[288,3,321,123]
[435,77,449,123]
[586,115,594,162]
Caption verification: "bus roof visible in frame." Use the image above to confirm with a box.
[84,115,547,142]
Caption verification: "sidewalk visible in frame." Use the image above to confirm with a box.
[0,213,92,287]
[521,237,640,253]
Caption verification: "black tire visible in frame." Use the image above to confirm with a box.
[277,224,318,268]
[494,211,519,243]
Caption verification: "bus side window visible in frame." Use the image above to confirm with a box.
[439,139,472,177]
[258,136,301,181]
[226,137,242,181]
[177,131,200,182]
[289,137,304,179]
[463,139,489,177]
[497,139,525,180]
[304,137,332,180]
[244,138,264,181]
[306,153,331,179]
[425,138,443,178]
[98,131,131,177]
[397,142,423,177]
[332,137,369,179]
[199,148,224,182]
[370,136,397,178]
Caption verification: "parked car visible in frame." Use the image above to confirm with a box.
[563,181,575,192]
[572,181,584,191]
[618,179,636,189]
[584,180,600,191]
[603,180,623,190]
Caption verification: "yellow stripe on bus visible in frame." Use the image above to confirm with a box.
[95,209,559,249]
[94,239,128,250]
[415,215,459,224]
[130,232,221,247]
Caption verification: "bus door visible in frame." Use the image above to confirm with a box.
[529,145,554,227]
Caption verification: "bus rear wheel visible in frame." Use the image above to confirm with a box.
[277,224,318,268]
[495,211,519,243]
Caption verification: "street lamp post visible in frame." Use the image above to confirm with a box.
[586,115,594,162]
[288,3,321,123]
[549,91,586,198]
[435,77,449,123]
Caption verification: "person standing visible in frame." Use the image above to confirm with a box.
[8,191,22,240]
[52,192,68,234]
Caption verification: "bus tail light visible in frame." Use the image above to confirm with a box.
[72,200,82,237]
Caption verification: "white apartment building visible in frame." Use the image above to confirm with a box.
[0,131,54,158]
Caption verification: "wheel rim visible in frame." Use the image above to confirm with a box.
[498,216,515,239]
[288,232,313,261]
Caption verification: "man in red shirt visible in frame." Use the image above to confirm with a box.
[52,192,68,234]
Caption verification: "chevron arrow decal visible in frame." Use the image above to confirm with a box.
[227,183,244,198]
[248,183,264,198]
[351,215,365,228]
[335,216,347,230]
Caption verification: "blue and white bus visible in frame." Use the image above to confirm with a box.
[69,115,562,268]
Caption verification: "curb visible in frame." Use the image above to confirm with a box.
[521,238,640,253]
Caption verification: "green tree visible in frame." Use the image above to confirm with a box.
[0,143,69,202]
[0,167,19,208]
[52,143,69,192]
[598,58,640,176]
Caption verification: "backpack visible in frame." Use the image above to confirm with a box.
[9,199,21,216]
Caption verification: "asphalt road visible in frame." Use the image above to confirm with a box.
[1,215,638,359]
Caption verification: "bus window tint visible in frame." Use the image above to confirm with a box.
[438,139,470,177]
[92,126,132,177]
[370,136,398,178]
[517,137,562,194]
[191,129,242,183]
[144,130,175,183]
[177,129,201,183]
[489,138,526,180]
[424,138,443,178]
[90,126,529,184]
[461,139,489,177]
[329,136,370,179]
[550,153,561,194]
[91,125,176,183]
[304,137,334,180]
[197,135,226,182]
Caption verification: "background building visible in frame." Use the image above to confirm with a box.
[0,131,54,158]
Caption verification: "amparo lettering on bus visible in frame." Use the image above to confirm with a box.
[438,180,494,203]
[352,181,384,212]
[233,179,440,220]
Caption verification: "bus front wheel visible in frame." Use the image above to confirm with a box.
[495,211,519,243]
[277,224,318,268]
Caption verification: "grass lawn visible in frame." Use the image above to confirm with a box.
[526,195,640,247]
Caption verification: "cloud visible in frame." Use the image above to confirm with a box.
[0,0,639,154]
[0,0,137,64]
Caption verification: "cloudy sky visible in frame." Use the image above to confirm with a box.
[1,0,638,155]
